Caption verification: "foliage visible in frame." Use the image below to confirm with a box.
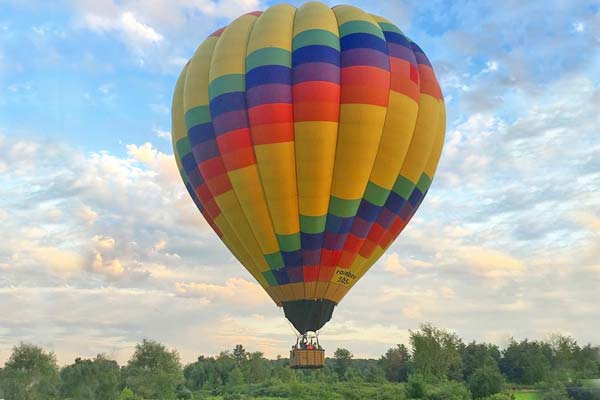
[380,344,411,382]
[1,326,600,400]
[0,343,60,400]
[566,384,600,400]
[60,355,120,400]
[425,380,472,400]
[406,372,429,398]
[228,366,245,386]
[410,324,464,381]
[117,387,141,400]
[406,373,471,400]
[481,393,515,400]
[332,348,353,380]
[232,345,247,365]
[463,342,502,380]
[468,365,505,398]
[539,380,569,400]
[123,339,184,400]
[501,340,552,385]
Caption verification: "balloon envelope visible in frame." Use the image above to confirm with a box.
[172,2,445,334]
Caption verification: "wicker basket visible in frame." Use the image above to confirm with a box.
[289,348,325,369]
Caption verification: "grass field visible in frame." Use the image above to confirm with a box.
[514,391,540,400]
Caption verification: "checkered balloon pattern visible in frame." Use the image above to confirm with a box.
[172,2,445,308]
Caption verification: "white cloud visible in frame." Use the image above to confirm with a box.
[383,253,409,277]
[153,239,167,252]
[30,246,85,276]
[153,128,171,140]
[72,0,266,67]
[120,12,163,43]
[78,204,98,225]
[93,235,116,250]
[81,11,163,54]
[402,305,422,320]
[92,252,125,277]
[457,246,525,278]
[440,286,455,299]
[175,278,269,306]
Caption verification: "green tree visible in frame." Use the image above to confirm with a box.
[380,344,412,382]
[183,355,212,390]
[123,339,184,400]
[60,355,120,400]
[500,339,552,384]
[410,324,464,380]
[540,380,569,400]
[426,381,472,400]
[462,342,501,380]
[549,335,579,382]
[117,387,141,400]
[211,351,236,387]
[364,363,386,383]
[228,366,245,386]
[242,351,270,383]
[176,384,193,399]
[0,343,60,400]
[468,365,505,399]
[344,367,363,383]
[333,348,353,380]
[232,345,247,365]
[574,344,600,378]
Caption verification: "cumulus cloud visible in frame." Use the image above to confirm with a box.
[383,253,409,277]
[456,246,525,278]
[175,278,270,307]
[1,0,600,364]
[71,0,266,68]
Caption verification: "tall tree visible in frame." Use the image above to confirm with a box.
[184,355,218,390]
[232,345,247,365]
[0,343,60,400]
[467,364,505,398]
[462,341,501,380]
[60,355,120,400]
[242,352,270,383]
[410,324,464,380]
[227,366,245,386]
[333,348,353,380]
[549,335,579,381]
[380,344,412,382]
[123,339,184,400]
[500,339,552,384]
[574,344,600,379]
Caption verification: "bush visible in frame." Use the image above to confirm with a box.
[407,373,429,398]
[425,381,472,400]
[567,385,600,400]
[222,393,249,400]
[481,393,515,400]
[540,380,569,400]
[468,366,505,398]
[118,387,142,400]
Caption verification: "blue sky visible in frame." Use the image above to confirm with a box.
[0,0,599,365]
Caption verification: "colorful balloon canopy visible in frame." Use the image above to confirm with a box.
[172,2,445,334]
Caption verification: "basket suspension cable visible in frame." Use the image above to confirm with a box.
[281,307,301,339]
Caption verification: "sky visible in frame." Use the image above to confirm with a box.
[0,0,599,366]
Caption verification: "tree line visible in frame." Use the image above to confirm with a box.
[0,324,598,400]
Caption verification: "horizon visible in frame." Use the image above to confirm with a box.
[0,0,599,367]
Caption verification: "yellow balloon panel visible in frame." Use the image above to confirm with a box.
[172,3,446,326]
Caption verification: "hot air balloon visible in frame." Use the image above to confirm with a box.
[172,1,445,368]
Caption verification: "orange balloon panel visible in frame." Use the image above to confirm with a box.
[172,3,445,334]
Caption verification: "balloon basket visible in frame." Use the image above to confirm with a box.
[289,333,325,369]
